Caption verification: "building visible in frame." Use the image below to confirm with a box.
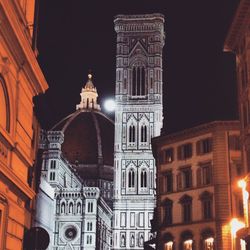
[224,0,250,247]
[34,74,113,249]
[112,14,165,249]
[0,0,48,249]
[152,121,245,250]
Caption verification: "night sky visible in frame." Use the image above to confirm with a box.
[34,0,239,134]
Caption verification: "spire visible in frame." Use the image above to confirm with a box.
[76,73,101,110]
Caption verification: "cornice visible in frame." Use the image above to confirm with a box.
[114,13,165,21]
[0,0,48,95]
[224,0,250,52]
[114,14,164,34]
[0,161,35,199]
[153,120,240,147]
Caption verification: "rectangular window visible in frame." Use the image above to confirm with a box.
[50,160,56,169]
[49,172,55,181]
[164,171,173,193]
[148,213,153,227]
[229,135,241,151]
[181,167,192,189]
[202,165,211,185]
[197,163,212,186]
[183,203,191,222]
[178,143,192,160]
[120,212,126,227]
[165,148,174,163]
[139,213,144,227]
[87,202,93,213]
[164,203,173,225]
[197,138,212,155]
[203,199,212,219]
[130,213,135,227]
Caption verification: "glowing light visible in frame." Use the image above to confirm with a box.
[238,179,247,189]
[183,239,192,250]
[240,239,246,250]
[238,178,249,227]
[230,218,245,237]
[104,99,116,112]
[205,238,214,249]
[88,73,92,79]
[165,241,173,250]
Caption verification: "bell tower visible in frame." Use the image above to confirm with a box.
[113,14,165,249]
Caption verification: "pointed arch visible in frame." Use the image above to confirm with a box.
[140,169,147,188]
[129,125,136,142]
[140,125,147,142]
[60,200,66,214]
[131,65,147,96]
[128,168,135,188]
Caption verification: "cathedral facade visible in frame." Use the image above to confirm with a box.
[34,75,113,250]
[112,14,165,249]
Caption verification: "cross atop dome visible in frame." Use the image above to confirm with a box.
[76,73,101,110]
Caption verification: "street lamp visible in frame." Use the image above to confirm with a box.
[231,218,245,238]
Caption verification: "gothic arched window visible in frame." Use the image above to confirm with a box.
[69,202,73,214]
[129,125,136,143]
[140,170,147,188]
[140,125,147,142]
[61,202,65,214]
[128,169,135,188]
[0,75,10,132]
[132,66,147,96]
[77,202,81,214]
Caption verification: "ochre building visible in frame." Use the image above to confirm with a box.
[0,0,48,249]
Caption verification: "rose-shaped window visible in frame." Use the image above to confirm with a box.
[64,226,77,241]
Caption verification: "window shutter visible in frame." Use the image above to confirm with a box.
[196,168,202,187]
[196,141,201,155]
[189,169,193,187]
[208,138,213,152]
[177,146,182,160]
[208,165,212,184]
[177,173,182,190]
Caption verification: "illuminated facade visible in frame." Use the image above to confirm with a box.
[224,0,250,248]
[0,0,48,249]
[152,121,243,250]
[34,75,113,249]
[113,14,165,249]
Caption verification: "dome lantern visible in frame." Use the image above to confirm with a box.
[76,73,101,111]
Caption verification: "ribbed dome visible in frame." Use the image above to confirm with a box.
[52,109,114,166]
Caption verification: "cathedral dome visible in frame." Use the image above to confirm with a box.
[52,109,114,166]
[51,73,114,179]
